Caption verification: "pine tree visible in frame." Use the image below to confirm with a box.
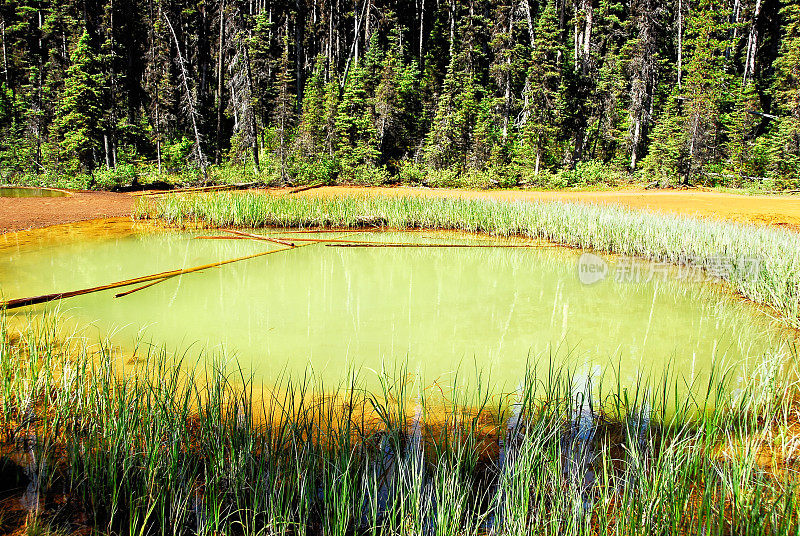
[273,27,295,182]
[470,94,503,169]
[621,0,662,170]
[515,0,563,175]
[335,36,380,176]
[54,29,104,172]
[373,27,422,166]
[294,55,326,159]
[588,0,629,165]
[423,50,480,170]
[724,83,760,178]
[680,0,733,180]
[322,76,340,157]
[766,0,800,183]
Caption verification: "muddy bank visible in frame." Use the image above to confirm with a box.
[0,190,134,233]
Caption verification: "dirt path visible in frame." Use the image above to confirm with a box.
[2,186,800,234]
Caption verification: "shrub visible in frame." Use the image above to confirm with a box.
[290,155,339,185]
[397,161,428,186]
[341,163,390,186]
[93,163,138,190]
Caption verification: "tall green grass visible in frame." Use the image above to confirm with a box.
[135,193,800,328]
[1,312,799,535]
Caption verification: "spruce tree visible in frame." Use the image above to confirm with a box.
[767,0,800,183]
[515,0,563,175]
[335,51,380,176]
[54,29,104,172]
[294,55,326,160]
[724,83,760,179]
[680,0,733,180]
[273,29,295,182]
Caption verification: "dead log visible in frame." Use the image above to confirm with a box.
[114,277,173,298]
[221,229,295,247]
[134,182,260,197]
[288,182,326,194]
[0,246,294,310]
[195,235,552,247]
[325,243,554,248]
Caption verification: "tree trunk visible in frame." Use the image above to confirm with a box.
[354,0,360,65]
[677,0,683,90]
[1,18,8,84]
[156,104,162,174]
[502,10,512,141]
[630,119,640,170]
[419,0,425,64]
[104,134,111,170]
[295,0,305,114]
[742,0,762,86]
[364,0,371,52]
[342,0,367,86]
[523,0,534,44]
[164,13,208,179]
[216,0,226,164]
[243,36,260,174]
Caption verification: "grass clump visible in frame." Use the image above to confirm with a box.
[1,312,799,534]
[135,192,800,328]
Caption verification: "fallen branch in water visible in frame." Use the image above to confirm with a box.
[325,243,555,248]
[114,276,173,298]
[0,246,294,310]
[194,235,553,247]
[278,228,375,233]
[221,229,295,247]
[195,235,251,240]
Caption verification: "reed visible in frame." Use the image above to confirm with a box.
[136,193,800,328]
[1,311,798,535]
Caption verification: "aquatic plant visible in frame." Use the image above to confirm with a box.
[1,312,799,535]
[136,192,800,328]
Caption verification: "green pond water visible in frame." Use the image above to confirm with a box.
[0,227,793,395]
[0,186,69,197]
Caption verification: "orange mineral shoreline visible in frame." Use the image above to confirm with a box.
[3,185,800,234]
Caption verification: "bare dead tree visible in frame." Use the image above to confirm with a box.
[228,41,260,175]
[742,0,763,86]
[164,12,208,179]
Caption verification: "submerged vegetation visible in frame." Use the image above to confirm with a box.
[136,193,800,328]
[0,310,799,535]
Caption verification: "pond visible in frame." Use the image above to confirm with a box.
[0,223,793,396]
[0,186,69,197]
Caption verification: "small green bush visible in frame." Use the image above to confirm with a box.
[290,155,339,185]
[93,163,138,190]
[161,137,195,172]
[555,160,622,187]
[342,163,390,186]
[397,161,427,186]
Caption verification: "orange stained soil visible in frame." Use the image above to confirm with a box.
[2,185,800,234]
[285,186,800,230]
[0,190,135,233]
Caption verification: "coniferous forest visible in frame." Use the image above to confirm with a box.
[0,0,798,189]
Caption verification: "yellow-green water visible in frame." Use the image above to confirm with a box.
[0,186,69,197]
[0,226,793,394]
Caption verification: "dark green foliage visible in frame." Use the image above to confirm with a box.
[0,0,798,188]
[763,0,800,185]
[54,30,105,172]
